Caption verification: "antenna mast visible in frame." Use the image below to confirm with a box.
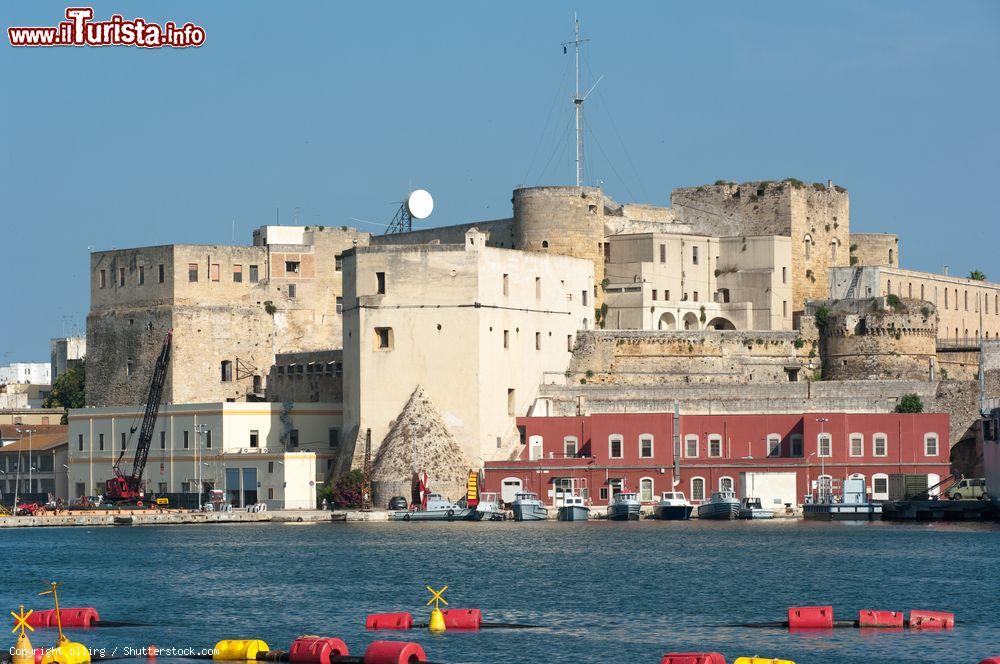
[564,14,587,186]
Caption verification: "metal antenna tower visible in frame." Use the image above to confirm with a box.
[562,14,603,187]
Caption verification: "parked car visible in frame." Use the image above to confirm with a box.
[945,477,987,500]
[387,496,408,511]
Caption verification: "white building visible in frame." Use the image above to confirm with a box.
[342,227,594,468]
[0,363,51,386]
[68,401,343,509]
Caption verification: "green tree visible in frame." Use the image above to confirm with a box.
[43,360,85,422]
[969,269,987,281]
[895,393,924,414]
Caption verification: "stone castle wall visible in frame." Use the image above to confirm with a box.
[850,233,899,267]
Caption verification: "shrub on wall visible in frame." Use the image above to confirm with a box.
[895,393,924,413]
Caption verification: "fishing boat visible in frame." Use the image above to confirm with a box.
[607,491,641,521]
[469,491,506,521]
[655,491,693,520]
[696,491,741,520]
[392,493,473,521]
[557,493,590,521]
[738,497,775,519]
[512,491,548,521]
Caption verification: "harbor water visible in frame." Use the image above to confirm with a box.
[3,519,998,663]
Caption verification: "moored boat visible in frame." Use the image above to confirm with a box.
[608,491,641,521]
[696,491,741,520]
[512,491,548,521]
[656,491,693,520]
[470,491,506,521]
[392,493,473,521]
[557,493,590,521]
[739,497,775,519]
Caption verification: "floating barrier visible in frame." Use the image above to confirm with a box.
[660,654,726,664]
[288,637,350,663]
[26,609,100,629]
[787,606,833,630]
[361,641,426,664]
[857,610,904,628]
[438,610,481,631]
[732,658,795,664]
[365,614,414,631]
[977,658,1000,664]
[908,610,954,629]
[213,640,269,661]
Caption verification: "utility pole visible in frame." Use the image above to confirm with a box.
[195,423,208,510]
[562,14,602,187]
[816,418,829,501]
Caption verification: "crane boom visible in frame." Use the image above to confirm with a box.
[106,331,172,502]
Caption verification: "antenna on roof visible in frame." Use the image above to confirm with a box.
[562,14,603,187]
[385,190,434,234]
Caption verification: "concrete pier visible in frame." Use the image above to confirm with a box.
[0,508,391,528]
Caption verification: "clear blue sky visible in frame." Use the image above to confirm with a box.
[3,1,999,363]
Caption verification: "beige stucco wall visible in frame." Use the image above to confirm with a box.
[341,229,593,471]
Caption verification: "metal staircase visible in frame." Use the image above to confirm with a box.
[844,267,863,299]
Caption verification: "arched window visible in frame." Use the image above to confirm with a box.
[887,279,892,295]
[766,433,781,457]
[563,436,578,458]
[541,240,549,249]
[830,238,840,262]
[719,476,734,493]
[945,289,949,308]
[889,248,894,264]
[690,476,706,502]
[908,283,912,298]
[804,234,813,260]
[639,477,655,502]
[920,284,925,300]
[684,434,699,458]
[872,473,889,500]
[528,435,543,461]
[608,434,623,459]
[849,433,864,457]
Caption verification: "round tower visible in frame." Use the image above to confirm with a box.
[512,186,606,310]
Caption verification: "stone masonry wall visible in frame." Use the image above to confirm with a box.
[850,233,899,268]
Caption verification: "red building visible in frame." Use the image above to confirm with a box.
[483,412,951,507]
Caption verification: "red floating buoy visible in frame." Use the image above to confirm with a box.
[858,609,904,628]
[58,608,101,628]
[440,609,482,630]
[977,658,1000,664]
[289,636,349,663]
[26,610,54,628]
[660,653,727,664]
[909,610,955,629]
[787,606,834,629]
[362,640,426,664]
[148,645,158,661]
[365,613,414,631]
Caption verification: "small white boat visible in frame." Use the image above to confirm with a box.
[393,493,472,521]
[471,492,506,521]
[512,491,548,521]
[656,491,694,520]
[608,491,641,521]
[739,497,775,519]
[557,493,590,521]
[696,491,741,520]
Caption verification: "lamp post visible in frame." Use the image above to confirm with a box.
[18,429,36,495]
[194,424,208,510]
[816,418,829,501]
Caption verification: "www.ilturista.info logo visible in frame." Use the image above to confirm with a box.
[8,7,205,48]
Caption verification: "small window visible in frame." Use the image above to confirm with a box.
[873,434,887,457]
[782,266,787,284]
[503,330,510,349]
[542,240,549,249]
[502,273,509,296]
[507,388,516,416]
[609,435,623,459]
[138,266,145,285]
[791,434,803,457]
[692,246,699,265]
[652,289,658,300]
[250,430,259,448]
[158,264,165,283]
[639,435,654,459]
[100,269,106,288]
[287,283,297,299]
[160,431,166,449]
[567,334,573,352]
[78,434,84,451]
[329,429,340,449]
[290,429,299,447]
[783,301,788,317]
[850,434,864,457]
[376,271,386,294]
[210,263,220,282]
[188,263,199,282]
[268,461,274,473]
[205,430,212,449]
[564,436,578,457]
[659,244,666,263]
[599,487,609,500]
[535,332,541,350]
[924,433,938,456]
[233,264,243,282]
[873,474,889,500]
[818,433,832,457]
[335,255,342,272]
[249,265,259,283]
[708,435,722,458]
[126,358,134,377]
[535,276,541,299]
[221,360,233,382]
[99,433,105,451]
[719,476,734,492]
[183,431,190,449]
[685,434,699,458]
[375,327,393,350]
[285,261,301,274]
[582,290,588,306]
[767,434,781,457]
[118,267,125,287]
[693,291,699,302]
[691,477,706,502]
[336,296,343,314]
[268,487,274,500]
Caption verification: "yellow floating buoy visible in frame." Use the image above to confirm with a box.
[11,605,36,664]
[40,639,91,664]
[213,639,269,661]
[733,658,796,664]
[425,585,448,633]
[428,607,446,633]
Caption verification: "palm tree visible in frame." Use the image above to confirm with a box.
[969,269,987,281]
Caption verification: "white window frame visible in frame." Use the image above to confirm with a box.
[849,433,864,457]
[639,434,654,459]
[639,477,655,502]
[719,476,734,493]
[924,433,939,457]
[690,476,706,502]
[766,433,781,458]
[563,436,578,458]
[528,435,543,461]
[608,434,624,459]
[872,473,889,500]
[708,434,723,458]
[817,433,832,457]
[872,433,888,457]
[685,434,699,458]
